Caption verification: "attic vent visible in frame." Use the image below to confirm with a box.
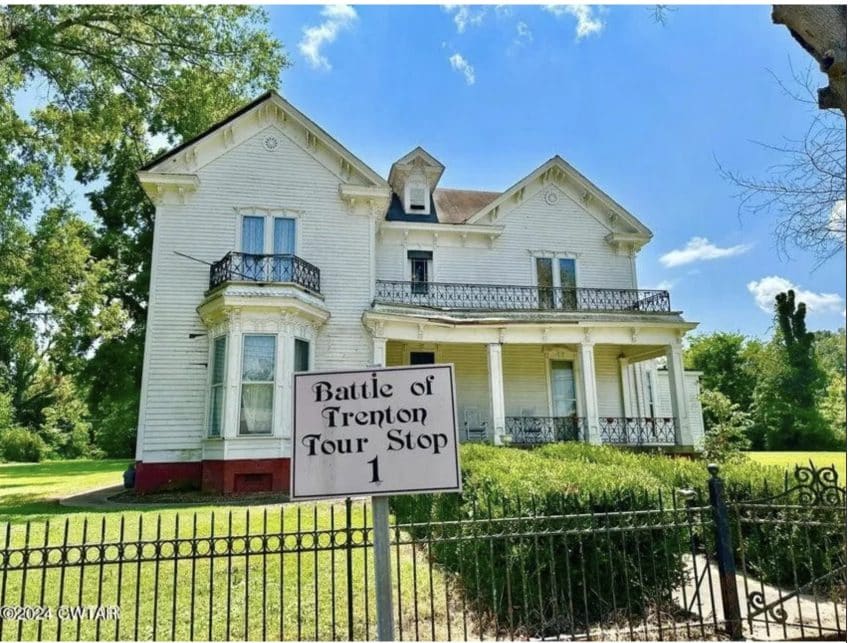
[409,186,427,212]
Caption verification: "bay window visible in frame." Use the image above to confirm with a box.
[208,336,226,437]
[239,334,276,435]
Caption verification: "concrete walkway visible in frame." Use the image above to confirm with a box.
[58,484,125,508]
[677,554,846,640]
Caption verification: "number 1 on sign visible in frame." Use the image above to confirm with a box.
[368,456,381,483]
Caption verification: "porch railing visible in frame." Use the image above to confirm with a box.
[598,416,677,446]
[505,416,587,444]
[374,280,671,313]
[209,252,321,294]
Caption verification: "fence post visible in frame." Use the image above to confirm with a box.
[707,463,743,640]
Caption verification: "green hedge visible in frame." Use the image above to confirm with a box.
[391,444,843,633]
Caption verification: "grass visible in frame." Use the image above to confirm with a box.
[748,451,846,483]
[0,460,464,641]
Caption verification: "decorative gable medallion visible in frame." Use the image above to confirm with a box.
[543,189,559,206]
[263,135,279,151]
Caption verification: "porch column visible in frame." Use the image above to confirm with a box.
[486,343,506,445]
[579,342,601,444]
[372,336,387,367]
[618,355,634,417]
[665,342,693,446]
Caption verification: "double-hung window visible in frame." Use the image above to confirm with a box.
[240,214,297,282]
[239,335,276,435]
[535,257,577,310]
[208,336,227,437]
[294,338,310,373]
[408,250,432,295]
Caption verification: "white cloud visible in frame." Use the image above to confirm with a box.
[298,5,358,71]
[442,5,487,33]
[544,4,605,39]
[659,237,753,267]
[448,53,476,85]
[828,199,846,241]
[747,276,844,314]
[515,21,533,43]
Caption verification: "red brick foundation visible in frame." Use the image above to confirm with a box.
[201,459,290,494]
[134,459,290,494]
[134,461,202,494]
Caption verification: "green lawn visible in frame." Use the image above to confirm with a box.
[0,460,462,641]
[0,459,130,520]
[748,451,846,483]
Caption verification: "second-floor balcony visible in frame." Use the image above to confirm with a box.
[374,280,671,313]
[209,252,321,295]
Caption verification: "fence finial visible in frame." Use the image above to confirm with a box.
[708,463,720,477]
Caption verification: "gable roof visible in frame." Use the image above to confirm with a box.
[463,155,652,238]
[139,91,389,189]
[433,188,501,224]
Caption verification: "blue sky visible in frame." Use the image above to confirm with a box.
[265,3,846,339]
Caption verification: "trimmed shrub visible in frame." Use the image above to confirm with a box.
[0,427,48,462]
[391,444,841,632]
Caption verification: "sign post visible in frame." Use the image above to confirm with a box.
[290,364,460,641]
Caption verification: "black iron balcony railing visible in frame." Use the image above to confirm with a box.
[505,416,587,444]
[209,252,321,294]
[599,417,677,446]
[374,280,671,313]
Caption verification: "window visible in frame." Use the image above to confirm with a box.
[272,218,296,280]
[408,250,432,295]
[239,335,276,435]
[535,257,554,309]
[535,256,577,310]
[294,339,310,373]
[409,351,435,365]
[408,186,427,212]
[208,336,227,437]
[242,216,265,280]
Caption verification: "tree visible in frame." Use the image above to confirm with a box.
[1,5,287,456]
[684,332,761,411]
[773,5,846,115]
[699,389,752,463]
[750,289,837,450]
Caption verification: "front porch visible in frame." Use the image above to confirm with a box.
[381,340,702,450]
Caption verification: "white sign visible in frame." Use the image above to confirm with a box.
[290,364,461,500]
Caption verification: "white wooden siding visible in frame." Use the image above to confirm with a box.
[375,183,636,289]
[139,125,373,461]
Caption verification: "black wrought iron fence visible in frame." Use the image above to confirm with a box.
[0,465,844,641]
[504,416,586,444]
[599,417,677,446]
[374,280,672,313]
[209,252,321,294]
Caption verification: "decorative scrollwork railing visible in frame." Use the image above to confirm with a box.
[209,252,321,294]
[373,280,671,313]
[505,416,587,444]
[598,417,677,446]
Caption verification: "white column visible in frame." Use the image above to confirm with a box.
[372,336,387,367]
[486,343,506,445]
[618,355,633,418]
[223,320,242,438]
[579,342,600,444]
[665,342,693,446]
[278,326,294,438]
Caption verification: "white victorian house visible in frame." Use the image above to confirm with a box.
[134,91,704,493]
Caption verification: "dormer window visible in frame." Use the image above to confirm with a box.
[405,182,429,214]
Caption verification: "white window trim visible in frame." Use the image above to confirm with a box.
[404,180,430,215]
[234,207,302,255]
[205,334,228,439]
[530,252,580,288]
[403,246,437,282]
[543,348,581,418]
[238,333,277,437]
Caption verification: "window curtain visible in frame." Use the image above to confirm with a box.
[242,216,265,280]
[239,335,275,435]
[273,218,295,280]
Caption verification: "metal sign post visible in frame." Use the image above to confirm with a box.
[290,364,461,641]
[371,495,394,641]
